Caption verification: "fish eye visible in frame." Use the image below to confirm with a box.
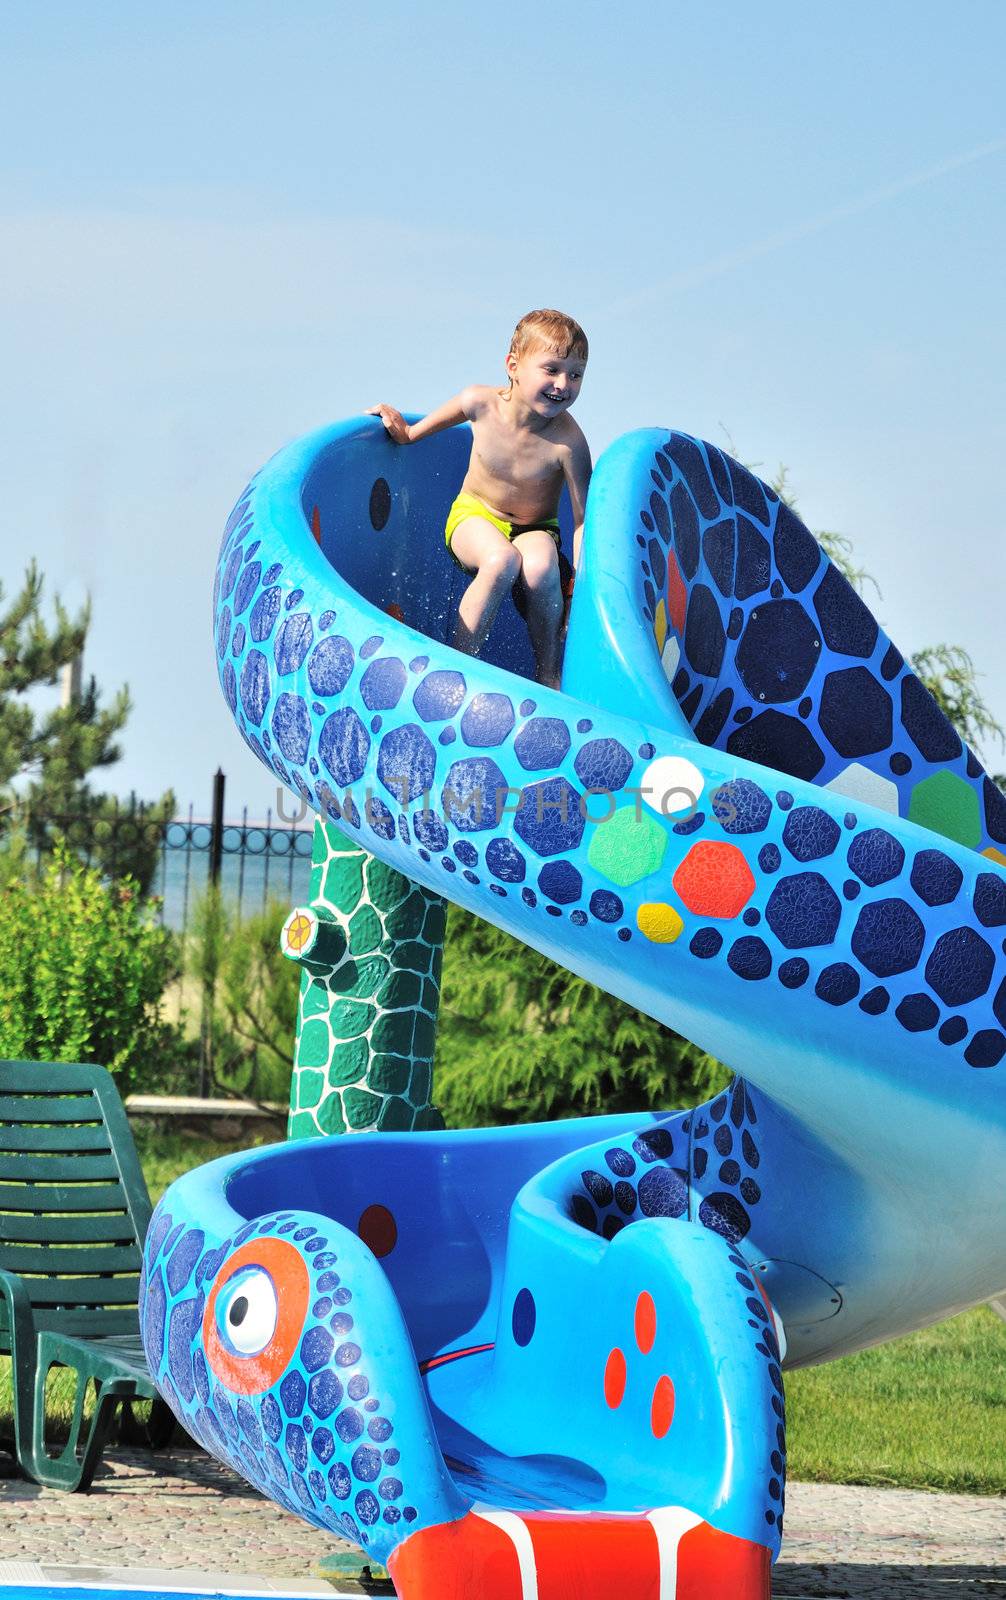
[217,1266,278,1356]
[203,1232,311,1395]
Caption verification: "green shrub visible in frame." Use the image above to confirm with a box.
[0,843,179,1093]
[186,890,299,1105]
[435,907,730,1126]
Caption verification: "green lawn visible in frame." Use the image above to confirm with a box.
[4,1126,1004,1494]
[786,1307,1006,1494]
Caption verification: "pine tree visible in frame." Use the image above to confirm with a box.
[437,907,729,1126]
[0,563,174,890]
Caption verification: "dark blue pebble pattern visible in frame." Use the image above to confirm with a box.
[630,432,1001,855]
[565,1080,764,1252]
[142,1210,418,1555]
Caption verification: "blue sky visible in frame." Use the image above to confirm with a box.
[3,1,1004,818]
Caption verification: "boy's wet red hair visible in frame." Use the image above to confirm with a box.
[509,309,588,363]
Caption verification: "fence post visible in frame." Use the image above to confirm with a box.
[209,768,225,886]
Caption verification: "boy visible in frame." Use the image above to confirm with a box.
[367,309,591,690]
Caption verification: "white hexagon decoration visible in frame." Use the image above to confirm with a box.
[661,635,680,685]
[825,762,900,814]
[642,754,705,817]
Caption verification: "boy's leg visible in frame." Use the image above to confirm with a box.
[449,517,523,657]
[511,530,564,689]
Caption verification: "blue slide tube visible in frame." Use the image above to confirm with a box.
[140,420,1006,1597]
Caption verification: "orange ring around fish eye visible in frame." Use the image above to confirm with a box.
[203,1236,311,1395]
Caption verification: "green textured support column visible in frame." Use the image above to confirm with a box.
[282,821,447,1138]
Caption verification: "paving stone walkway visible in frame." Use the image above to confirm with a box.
[774,1481,1005,1596]
[1,1449,1003,1596]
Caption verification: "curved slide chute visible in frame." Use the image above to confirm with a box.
[141,420,1006,1599]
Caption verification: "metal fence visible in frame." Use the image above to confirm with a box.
[5,775,316,1100]
[156,808,314,935]
[14,773,315,938]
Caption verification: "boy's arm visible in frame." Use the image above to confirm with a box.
[563,427,593,571]
[367,388,478,446]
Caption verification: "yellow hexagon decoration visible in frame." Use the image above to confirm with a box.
[654,599,668,655]
[636,902,684,943]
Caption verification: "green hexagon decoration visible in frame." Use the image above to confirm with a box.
[586,804,668,887]
[908,770,981,849]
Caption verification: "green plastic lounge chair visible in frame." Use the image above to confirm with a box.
[0,1059,174,1490]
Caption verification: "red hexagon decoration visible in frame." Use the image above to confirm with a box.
[666,551,687,637]
[672,840,756,919]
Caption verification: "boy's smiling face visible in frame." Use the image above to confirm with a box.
[506,342,586,418]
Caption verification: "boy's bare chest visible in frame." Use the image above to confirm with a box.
[469,419,563,494]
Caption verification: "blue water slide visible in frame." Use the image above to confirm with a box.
[142,419,1006,1599]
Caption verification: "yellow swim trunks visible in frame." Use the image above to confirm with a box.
[445,491,561,569]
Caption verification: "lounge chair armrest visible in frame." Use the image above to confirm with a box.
[0,1265,40,1418]
[0,1265,37,1338]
